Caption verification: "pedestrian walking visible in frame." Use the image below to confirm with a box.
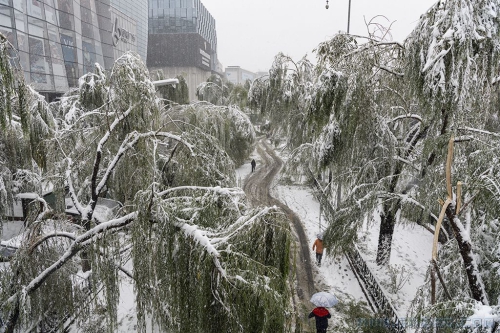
[312,234,324,266]
[251,159,256,172]
[308,306,331,333]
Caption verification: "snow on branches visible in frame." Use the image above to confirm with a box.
[406,0,500,117]
[0,52,291,332]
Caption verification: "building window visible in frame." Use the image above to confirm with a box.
[44,5,58,25]
[57,10,74,30]
[27,0,44,19]
[13,0,26,12]
[29,36,49,83]
[82,40,95,73]
[57,0,73,14]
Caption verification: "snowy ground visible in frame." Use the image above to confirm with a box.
[274,184,366,302]
[1,221,24,243]
[1,199,24,244]
[358,216,434,315]
[268,143,435,326]
[1,143,434,331]
[274,184,434,315]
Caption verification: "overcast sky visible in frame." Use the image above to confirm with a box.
[201,0,438,73]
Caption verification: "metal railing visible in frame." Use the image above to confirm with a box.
[308,170,406,333]
[346,247,406,332]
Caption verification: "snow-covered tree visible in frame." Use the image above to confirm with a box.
[0,52,291,332]
[169,103,256,166]
[228,81,251,110]
[248,53,316,149]
[197,74,252,111]
[402,0,500,310]
[196,74,233,106]
[153,70,190,106]
[249,3,500,327]
[0,34,54,222]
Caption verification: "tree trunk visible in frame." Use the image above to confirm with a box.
[81,251,91,273]
[4,296,20,333]
[376,159,403,266]
[445,205,489,305]
[81,217,92,272]
[336,182,341,208]
[376,201,398,265]
[430,264,436,304]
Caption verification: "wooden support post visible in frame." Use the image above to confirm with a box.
[431,136,454,304]
[431,263,436,305]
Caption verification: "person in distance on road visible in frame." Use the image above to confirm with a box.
[312,234,324,266]
[251,159,256,172]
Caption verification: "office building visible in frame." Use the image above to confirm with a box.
[0,0,148,100]
[225,66,256,86]
[110,0,148,62]
[147,0,220,101]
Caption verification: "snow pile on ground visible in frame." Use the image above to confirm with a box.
[358,216,433,315]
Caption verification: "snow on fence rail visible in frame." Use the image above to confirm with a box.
[307,169,406,333]
[346,247,406,333]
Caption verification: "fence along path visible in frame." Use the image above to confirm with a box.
[308,171,406,333]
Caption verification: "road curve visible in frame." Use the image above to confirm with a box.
[243,139,316,330]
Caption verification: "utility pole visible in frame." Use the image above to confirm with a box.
[347,0,351,33]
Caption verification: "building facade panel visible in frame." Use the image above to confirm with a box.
[110,0,148,61]
[0,0,147,99]
[110,7,139,61]
[147,0,218,72]
[147,0,220,101]
[148,32,212,71]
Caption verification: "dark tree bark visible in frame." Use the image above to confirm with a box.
[376,200,398,265]
[375,123,429,266]
[445,205,489,305]
[3,295,20,333]
[376,159,402,265]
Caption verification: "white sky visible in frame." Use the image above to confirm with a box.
[201,0,438,73]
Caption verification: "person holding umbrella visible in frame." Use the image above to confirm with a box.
[308,291,338,333]
[308,306,331,333]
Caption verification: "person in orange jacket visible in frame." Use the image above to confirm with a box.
[312,234,324,266]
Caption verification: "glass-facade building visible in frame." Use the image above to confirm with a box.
[0,0,148,99]
[110,0,147,62]
[147,0,218,71]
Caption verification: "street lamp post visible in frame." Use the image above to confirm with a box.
[347,0,351,33]
[325,0,352,34]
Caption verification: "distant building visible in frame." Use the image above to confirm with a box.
[147,0,220,101]
[225,66,256,86]
[255,71,269,79]
[0,0,148,100]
